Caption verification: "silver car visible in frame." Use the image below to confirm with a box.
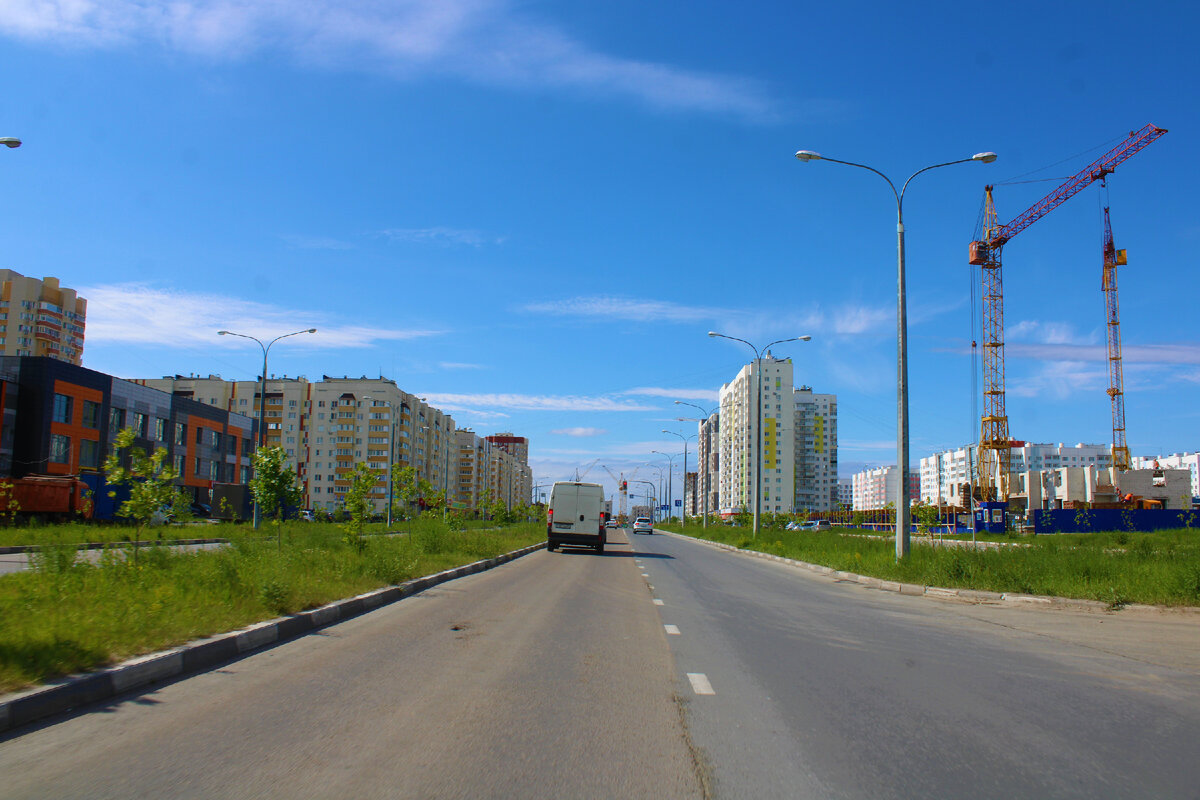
[632,517,653,534]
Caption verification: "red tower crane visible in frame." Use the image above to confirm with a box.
[967,123,1166,500]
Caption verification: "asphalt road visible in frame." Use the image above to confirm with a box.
[0,529,704,799]
[4,526,1199,799]
[632,529,1200,799]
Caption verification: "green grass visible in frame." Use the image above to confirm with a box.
[0,520,544,694]
[657,523,1200,609]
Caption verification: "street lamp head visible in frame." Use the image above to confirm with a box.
[794,150,822,162]
[0,138,21,149]
[306,328,317,334]
[972,152,998,163]
[707,331,719,337]
[217,330,230,335]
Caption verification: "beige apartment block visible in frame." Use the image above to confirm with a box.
[0,270,87,364]
[136,374,458,515]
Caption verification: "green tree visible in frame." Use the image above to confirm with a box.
[103,427,188,563]
[0,480,20,526]
[250,446,302,522]
[391,464,434,520]
[343,461,380,544]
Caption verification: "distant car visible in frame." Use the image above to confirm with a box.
[605,519,619,529]
[796,520,832,531]
[632,517,653,534]
[190,502,212,519]
[297,510,315,522]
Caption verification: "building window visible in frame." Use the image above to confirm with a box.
[195,457,203,476]
[81,400,102,429]
[110,407,126,431]
[79,439,99,469]
[176,423,186,446]
[155,418,166,441]
[174,454,185,475]
[50,434,71,464]
[196,427,204,444]
[52,394,73,424]
[132,412,147,438]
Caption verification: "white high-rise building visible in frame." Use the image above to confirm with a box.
[794,386,838,512]
[717,353,795,516]
[852,465,919,511]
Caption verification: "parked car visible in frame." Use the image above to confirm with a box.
[297,509,315,522]
[632,517,653,534]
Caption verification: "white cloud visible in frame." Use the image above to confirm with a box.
[420,392,656,413]
[550,427,608,437]
[381,227,500,247]
[524,296,726,323]
[80,283,441,348]
[0,0,773,118]
[622,386,718,402]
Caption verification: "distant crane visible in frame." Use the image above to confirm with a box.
[968,123,1166,500]
[602,465,639,523]
[1101,196,1131,470]
[574,458,601,482]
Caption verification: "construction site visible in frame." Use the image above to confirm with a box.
[959,123,1192,533]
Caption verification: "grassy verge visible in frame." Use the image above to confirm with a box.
[0,520,544,694]
[656,522,1200,608]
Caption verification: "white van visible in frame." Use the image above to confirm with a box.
[546,481,606,553]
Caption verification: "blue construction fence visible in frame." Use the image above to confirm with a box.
[1031,508,1198,533]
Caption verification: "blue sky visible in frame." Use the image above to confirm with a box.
[1,0,1197,504]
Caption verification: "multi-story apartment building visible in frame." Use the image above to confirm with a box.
[694,412,719,518]
[0,271,87,364]
[837,478,852,508]
[454,429,489,512]
[137,375,458,514]
[0,357,254,516]
[794,386,838,512]
[1132,452,1200,498]
[718,353,795,516]
[852,465,919,511]
[485,433,533,510]
[920,442,1113,507]
[712,360,839,517]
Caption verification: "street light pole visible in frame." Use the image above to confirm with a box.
[794,148,996,559]
[217,327,317,529]
[662,430,696,524]
[651,450,678,521]
[708,332,811,537]
[675,401,718,527]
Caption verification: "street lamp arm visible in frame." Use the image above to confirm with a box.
[707,331,760,358]
[805,156,901,209]
[268,328,319,350]
[898,158,978,213]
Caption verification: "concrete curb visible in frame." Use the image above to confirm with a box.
[660,531,1200,615]
[0,541,545,734]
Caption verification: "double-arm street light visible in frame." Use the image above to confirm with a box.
[794,148,996,559]
[708,332,811,538]
[650,450,679,521]
[675,401,718,527]
[661,430,696,523]
[217,327,317,528]
[362,396,394,529]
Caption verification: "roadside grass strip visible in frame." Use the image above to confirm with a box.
[655,523,1200,608]
[0,520,546,695]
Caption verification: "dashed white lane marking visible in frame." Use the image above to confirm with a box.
[687,673,715,696]
[653,599,664,605]
[664,624,680,635]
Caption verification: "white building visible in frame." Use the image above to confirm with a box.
[793,386,838,512]
[852,465,919,511]
[717,353,795,516]
[1132,452,1200,498]
[694,412,720,518]
[837,478,852,508]
[920,442,1113,506]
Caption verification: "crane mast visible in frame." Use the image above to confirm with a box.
[1102,200,1131,470]
[968,123,1166,501]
